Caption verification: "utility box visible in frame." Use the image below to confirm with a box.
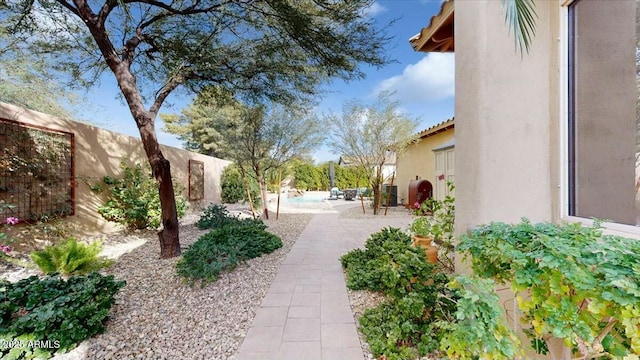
[383,185,398,207]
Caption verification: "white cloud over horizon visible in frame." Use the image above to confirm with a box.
[375,53,455,104]
[362,1,387,17]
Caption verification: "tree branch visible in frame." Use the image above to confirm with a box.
[55,0,81,18]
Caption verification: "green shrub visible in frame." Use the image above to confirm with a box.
[341,227,413,291]
[196,204,266,230]
[30,238,113,276]
[196,204,235,229]
[360,294,441,360]
[438,275,523,360]
[458,219,640,358]
[92,160,187,230]
[177,222,282,286]
[0,272,125,359]
[220,165,261,205]
[342,227,457,360]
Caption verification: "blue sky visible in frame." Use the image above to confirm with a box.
[82,0,454,164]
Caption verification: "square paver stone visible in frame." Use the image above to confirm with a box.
[260,293,292,307]
[277,341,321,360]
[295,284,321,294]
[321,324,361,349]
[322,346,364,360]
[320,306,355,324]
[291,293,321,307]
[283,318,321,342]
[289,306,320,319]
[234,351,278,360]
[269,281,296,294]
[252,307,288,326]
[239,326,283,353]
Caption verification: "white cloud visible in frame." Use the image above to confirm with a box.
[362,2,387,17]
[375,53,455,103]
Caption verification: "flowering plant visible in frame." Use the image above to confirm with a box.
[412,199,435,216]
[1,203,18,258]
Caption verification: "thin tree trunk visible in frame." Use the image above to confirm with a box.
[136,116,180,258]
[384,172,395,215]
[276,169,282,220]
[254,163,269,219]
[74,10,182,258]
[239,165,256,219]
[259,177,269,219]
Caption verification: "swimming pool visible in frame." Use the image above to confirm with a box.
[282,195,326,203]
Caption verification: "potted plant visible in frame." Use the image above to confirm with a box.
[409,216,438,264]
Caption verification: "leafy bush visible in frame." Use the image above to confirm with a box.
[196,204,265,230]
[438,275,523,360]
[0,272,125,359]
[458,219,640,359]
[220,164,261,205]
[30,238,113,276]
[342,227,456,359]
[177,222,281,286]
[92,160,187,230]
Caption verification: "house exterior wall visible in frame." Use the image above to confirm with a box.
[454,0,560,241]
[395,128,454,205]
[0,102,231,235]
[454,2,562,356]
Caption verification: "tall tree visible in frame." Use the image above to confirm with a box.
[326,92,418,214]
[161,87,240,158]
[221,103,325,219]
[3,0,390,257]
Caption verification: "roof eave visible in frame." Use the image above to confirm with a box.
[409,0,454,53]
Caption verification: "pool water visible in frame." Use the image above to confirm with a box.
[283,196,325,203]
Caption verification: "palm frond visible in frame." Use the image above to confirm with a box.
[502,0,538,54]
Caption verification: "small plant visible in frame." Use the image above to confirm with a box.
[0,272,125,359]
[196,204,235,229]
[196,204,266,230]
[90,160,187,230]
[30,238,113,276]
[409,183,455,272]
[177,221,281,286]
[1,204,19,260]
[409,216,435,238]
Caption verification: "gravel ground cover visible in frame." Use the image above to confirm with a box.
[2,207,312,360]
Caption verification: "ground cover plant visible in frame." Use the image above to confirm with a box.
[30,238,113,277]
[0,272,125,359]
[178,205,282,286]
[458,219,640,359]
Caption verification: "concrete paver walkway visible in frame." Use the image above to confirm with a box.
[235,207,411,360]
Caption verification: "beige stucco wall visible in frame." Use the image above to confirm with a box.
[0,102,231,235]
[396,128,454,205]
[454,0,559,238]
[454,1,561,357]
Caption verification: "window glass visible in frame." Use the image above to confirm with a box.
[568,0,638,225]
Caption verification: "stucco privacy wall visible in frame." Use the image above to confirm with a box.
[0,102,231,235]
[395,125,454,204]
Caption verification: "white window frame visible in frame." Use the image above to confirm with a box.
[558,0,640,238]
